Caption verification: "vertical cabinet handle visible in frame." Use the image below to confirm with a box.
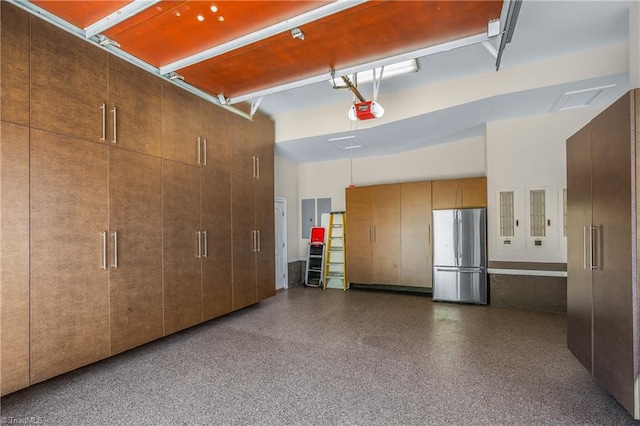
[202,230,208,258]
[196,137,201,165]
[373,225,376,243]
[368,226,371,243]
[203,139,207,166]
[582,225,588,270]
[196,231,202,258]
[257,230,261,252]
[252,230,257,252]
[111,106,117,144]
[101,231,107,270]
[112,231,118,269]
[252,156,256,178]
[256,156,260,179]
[589,225,598,270]
[100,104,106,142]
[428,224,431,244]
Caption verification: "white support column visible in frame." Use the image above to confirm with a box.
[631,0,640,89]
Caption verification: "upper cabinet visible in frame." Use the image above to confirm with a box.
[30,18,108,143]
[107,56,162,157]
[161,82,202,165]
[432,177,487,209]
[1,3,30,126]
[232,110,274,183]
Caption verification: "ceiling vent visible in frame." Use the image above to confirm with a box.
[550,84,616,112]
[329,135,365,150]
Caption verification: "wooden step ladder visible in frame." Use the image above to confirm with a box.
[323,212,348,291]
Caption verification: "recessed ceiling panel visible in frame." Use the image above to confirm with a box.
[31,1,133,28]
[104,0,331,67]
[178,0,502,98]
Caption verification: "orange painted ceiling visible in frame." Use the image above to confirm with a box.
[30,0,503,101]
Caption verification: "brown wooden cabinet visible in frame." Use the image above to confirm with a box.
[345,186,373,284]
[401,181,433,288]
[0,11,276,396]
[1,3,30,126]
[29,129,110,384]
[30,18,108,144]
[162,159,204,335]
[109,149,163,355]
[345,185,402,286]
[567,90,640,418]
[0,122,30,395]
[107,56,162,156]
[231,113,276,309]
[432,177,487,209]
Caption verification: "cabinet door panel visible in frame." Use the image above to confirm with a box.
[432,179,458,210]
[0,122,30,395]
[31,19,107,143]
[256,180,276,301]
[201,101,232,173]
[30,129,109,384]
[109,149,163,355]
[108,56,161,156]
[231,116,255,179]
[202,165,233,320]
[590,93,634,413]
[401,181,433,288]
[1,3,30,125]
[232,173,257,309]
[162,160,203,334]
[254,113,275,184]
[566,124,593,372]
[161,82,201,165]
[372,184,401,285]
[345,187,373,284]
[459,177,487,208]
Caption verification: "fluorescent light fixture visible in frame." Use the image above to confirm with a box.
[329,59,418,88]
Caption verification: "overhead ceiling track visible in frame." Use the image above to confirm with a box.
[7,0,254,121]
[84,0,162,38]
[226,32,492,105]
[160,0,370,75]
[495,0,522,70]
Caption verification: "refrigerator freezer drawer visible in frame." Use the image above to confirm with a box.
[433,267,487,305]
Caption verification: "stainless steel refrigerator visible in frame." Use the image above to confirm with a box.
[432,208,487,304]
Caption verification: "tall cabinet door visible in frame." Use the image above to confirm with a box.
[372,184,401,285]
[109,149,163,355]
[566,123,594,372]
[346,186,373,284]
[232,173,257,310]
[0,122,30,395]
[30,130,110,384]
[107,56,161,156]
[401,181,433,288]
[202,165,233,320]
[256,179,276,301]
[30,19,108,143]
[161,82,201,165]
[162,160,203,335]
[590,93,635,413]
[1,2,30,126]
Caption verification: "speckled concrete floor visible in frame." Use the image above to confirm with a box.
[1,287,636,425]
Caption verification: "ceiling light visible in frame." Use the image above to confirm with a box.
[218,16,225,22]
[330,59,418,88]
[197,14,205,22]
[329,135,364,150]
[210,5,218,13]
[173,10,181,17]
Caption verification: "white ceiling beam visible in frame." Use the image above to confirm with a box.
[85,0,162,38]
[227,32,491,105]
[160,0,369,75]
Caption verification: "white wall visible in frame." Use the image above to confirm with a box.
[296,136,486,258]
[486,108,603,263]
[274,155,299,260]
[631,0,640,88]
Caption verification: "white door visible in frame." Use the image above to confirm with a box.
[275,198,287,290]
